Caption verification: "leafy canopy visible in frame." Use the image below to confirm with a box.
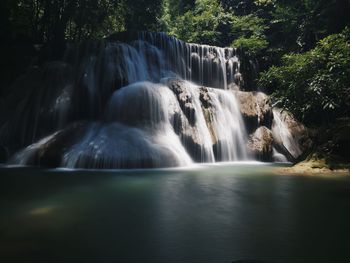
[260,28,350,124]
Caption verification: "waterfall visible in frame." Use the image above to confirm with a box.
[138,32,242,89]
[2,32,301,169]
[272,108,303,160]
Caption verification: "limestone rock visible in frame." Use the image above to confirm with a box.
[234,90,273,133]
[247,126,274,161]
[164,79,216,162]
[12,122,88,167]
[272,108,311,161]
[166,78,196,126]
[199,86,217,143]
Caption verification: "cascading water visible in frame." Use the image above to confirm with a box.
[1,32,301,168]
[272,108,303,160]
[138,32,242,89]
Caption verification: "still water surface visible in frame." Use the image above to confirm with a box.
[1,163,350,263]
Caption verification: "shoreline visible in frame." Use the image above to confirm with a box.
[275,158,350,176]
[275,167,350,176]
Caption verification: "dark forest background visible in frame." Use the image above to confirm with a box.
[1,0,349,125]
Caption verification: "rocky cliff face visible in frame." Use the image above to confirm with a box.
[234,90,311,162]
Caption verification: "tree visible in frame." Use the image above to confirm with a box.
[162,0,232,46]
[259,28,350,124]
[231,14,268,55]
[269,0,350,52]
[124,0,163,32]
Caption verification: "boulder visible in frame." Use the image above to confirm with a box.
[164,79,216,162]
[247,126,274,161]
[234,90,273,133]
[171,111,211,162]
[10,122,88,167]
[166,78,196,126]
[199,86,217,143]
[272,108,311,161]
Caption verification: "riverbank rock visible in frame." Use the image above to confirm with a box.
[276,153,350,176]
[234,90,273,133]
[272,108,311,161]
[247,126,274,161]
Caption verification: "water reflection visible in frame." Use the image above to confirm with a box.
[0,164,349,263]
[29,205,56,216]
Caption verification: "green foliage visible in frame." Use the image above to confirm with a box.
[233,36,268,55]
[1,0,128,43]
[231,14,266,37]
[260,28,350,123]
[65,0,127,40]
[1,0,164,44]
[124,0,163,32]
[231,14,268,55]
[163,0,228,45]
[162,0,270,47]
[269,0,350,52]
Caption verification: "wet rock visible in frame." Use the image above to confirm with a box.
[163,79,214,162]
[199,86,217,143]
[36,122,88,167]
[276,153,350,175]
[247,126,274,161]
[166,78,196,126]
[170,108,212,163]
[199,87,212,108]
[227,83,240,91]
[15,122,88,167]
[9,121,193,169]
[272,108,311,161]
[255,92,273,128]
[234,91,273,133]
[199,86,233,161]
